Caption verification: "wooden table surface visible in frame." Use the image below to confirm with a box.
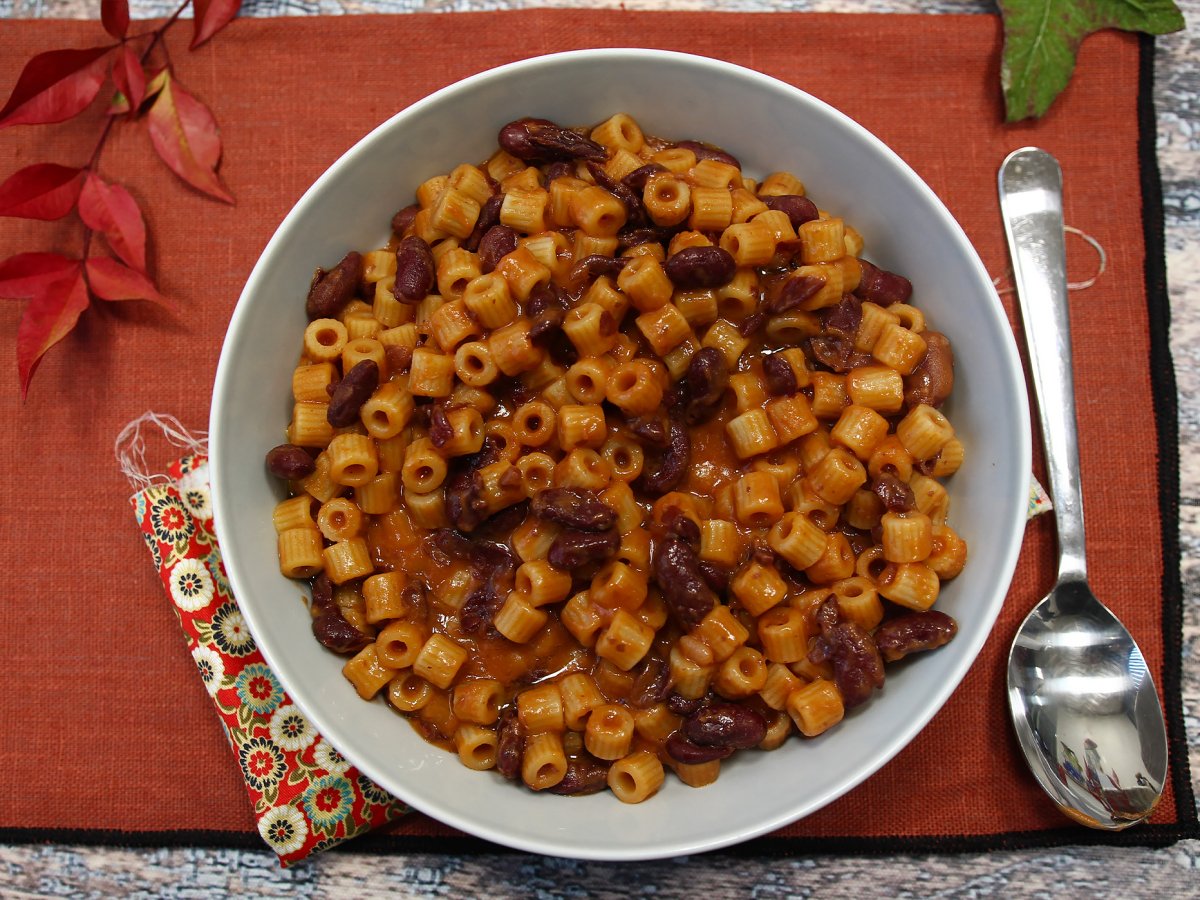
[1,0,1196,895]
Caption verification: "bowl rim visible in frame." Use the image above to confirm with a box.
[210,47,1032,859]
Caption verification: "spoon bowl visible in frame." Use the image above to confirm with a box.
[999,147,1168,829]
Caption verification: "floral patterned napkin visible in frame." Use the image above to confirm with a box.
[118,413,408,866]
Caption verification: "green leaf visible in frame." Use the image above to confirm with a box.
[999,0,1185,121]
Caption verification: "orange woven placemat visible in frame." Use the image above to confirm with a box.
[0,10,1191,852]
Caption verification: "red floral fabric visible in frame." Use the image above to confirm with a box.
[131,450,408,866]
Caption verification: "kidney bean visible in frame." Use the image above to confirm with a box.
[463,194,504,252]
[684,702,768,749]
[762,194,819,229]
[427,402,454,449]
[586,162,644,220]
[393,235,435,302]
[662,506,701,546]
[547,528,620,570]
[310,572,335,613]
[495,708,524,780]
[873,473,915,512]
[445,464,489,533]
[824,293,863,337]
[762,354,798,396]
[618,225,677,250]
[308,573,370,654]
[391,204,419,236]
[498,117,607,162]
[622,162,667,191]
[265,444,316,480]
[809,598,885,708]
[653,538,717,631]
[875,610,959,662]
[855,259,913,304]
[664,246,736,290]
[459,583,504,635]
[665,731,735,765]
[630,656,672,709]
[433,524,518,584]
[311,610,371,655]
[427,527,470,565]
[477,224,519,273]
[326,359,380,428]
[637,415,691,495]
[685,347,728,413]
[305,250,361,320]
[805,334,874,374]
[674,139,740,170]
[385,344,413,375]
[698,561,730,596]
[531,487,617,532]
[548,754,610,795]
[625,412,670,448]
[529,305,565,344]
[766,273,824,315]
[904,330,953,408]
[567,253,629,290]
[667,693,706,717]
[737,310,767,339]
[543,161,575,183]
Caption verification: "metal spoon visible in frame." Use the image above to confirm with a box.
[999,147,1168,829]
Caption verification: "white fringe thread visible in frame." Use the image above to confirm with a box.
[115,412,208,493]
[993,224,1108,296]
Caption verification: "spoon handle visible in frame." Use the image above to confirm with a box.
[999,148,1086,583]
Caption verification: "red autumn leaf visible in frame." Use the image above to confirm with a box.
[0,252,79,299]
[78,174,147,274]
[0,46,114,129]
[0,164,85,220]
[101,0,130,40]
[191,0,243,49]
[15,262,88,399]
[111,46,146,111]
[85,256,172,307]
[146,71,234,203]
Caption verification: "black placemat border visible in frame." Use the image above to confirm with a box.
[1137,30,1197,832]
[2,27,1195,862]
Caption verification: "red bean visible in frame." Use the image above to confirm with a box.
[762,194,819,228]
[547,528,620,570]
[305,251,361,319]
[265,444,316,480]
[665,731,735,764]
[855,259,913,304]
[875,610,959,662]
[393,235,435,302]
[762,354,798,396]
[391,204,419,236]
[873,474,916,512]
[664,246,736,290]
[531,487,617,532]
[674,139,740,170]
[498,118,607,162]
[809,599,885,708]
[477,225,519,273]
[684,702,768,750]
[326,360,379,427]
[652,538,716,631]
[766,273,824,314]
[904,330,953,408]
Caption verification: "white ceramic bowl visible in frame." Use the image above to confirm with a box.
[211,49,1030,860]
